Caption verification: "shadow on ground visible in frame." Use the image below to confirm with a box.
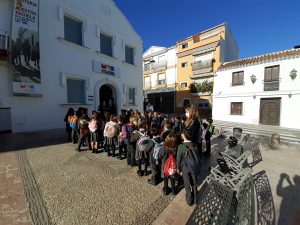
[277,173,300,225]
[0,129,68,153]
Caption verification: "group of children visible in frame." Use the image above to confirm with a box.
[64,106,214,206]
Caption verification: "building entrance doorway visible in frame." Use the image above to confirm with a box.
[99,84,116,116]
[259,98,281,126]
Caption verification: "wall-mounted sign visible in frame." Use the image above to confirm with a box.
[11,0,41,96]
[92,60,115,76]
[101,63,115,75]
[88,95,94,102]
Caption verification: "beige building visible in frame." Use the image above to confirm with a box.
[176,23,239,117]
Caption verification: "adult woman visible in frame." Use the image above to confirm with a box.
[184,105,202,156]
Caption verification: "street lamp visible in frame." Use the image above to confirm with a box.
[290,69,297,81]
[250,74,257,84]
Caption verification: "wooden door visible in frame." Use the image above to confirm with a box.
[259,98,281,126]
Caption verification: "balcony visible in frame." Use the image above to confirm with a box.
[144,60,167,74]
[264,80,279,91]
[192,60,213,71]
[156,79,167,88]
[144,85,151,90]
[191,60,213,79]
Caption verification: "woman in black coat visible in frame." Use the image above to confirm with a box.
[183,105,201,156]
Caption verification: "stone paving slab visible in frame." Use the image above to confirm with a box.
[153,134,300,225]
[0,151,31,225]
[1,129,300,225]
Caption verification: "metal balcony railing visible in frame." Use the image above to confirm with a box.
[157,80,166,85]
[264,80,279,91]
[143,60,167,73]
[192,60,213,71]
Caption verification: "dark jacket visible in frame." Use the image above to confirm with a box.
[185,119,200,144]
[176,141,192,172]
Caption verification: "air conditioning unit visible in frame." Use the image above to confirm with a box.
[0,32,8,61]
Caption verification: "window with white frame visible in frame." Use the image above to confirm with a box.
[127,87,136,105]
[67,79,85,103]
[158,73,166,85]
[232,71,244,86]
[125,45,134,64]
[181,82,187,88]
[100,33,113,57]
[64,15,83,45]
[144,77,151,88]
[181,62,188,68]
[182,43,188,49]
[144,63,151,71]
[230,102,243,115]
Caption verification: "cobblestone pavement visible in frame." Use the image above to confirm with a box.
[1,130,300,225]
[1,130,172,225]
[26,145,172,225]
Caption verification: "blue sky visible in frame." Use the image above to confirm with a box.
[114,0,300,59]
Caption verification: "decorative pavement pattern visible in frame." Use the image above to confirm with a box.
[1,132,172,225]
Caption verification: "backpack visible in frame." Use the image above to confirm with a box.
[152,139,164,165]
[67,116,73,124]
[88,119,98,132]
[208,124,215,135]
[182,144,201,175]
[122,124,134,144]
[164,154,177,177]
[79,119,90,135]
[105,122,116,138]
[136,132,152,152]
[70,116,78,129]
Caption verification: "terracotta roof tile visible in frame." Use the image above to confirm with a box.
[218,48,300,71]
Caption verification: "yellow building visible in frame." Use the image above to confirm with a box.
[176,23,239,117]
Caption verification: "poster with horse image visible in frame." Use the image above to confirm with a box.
[11,0,41,96]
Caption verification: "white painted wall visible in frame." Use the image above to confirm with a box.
[213,56,300,129]
[143,46,176,88]
[166,67,176,85]
[222,24,239,62]
[0,0,143,132]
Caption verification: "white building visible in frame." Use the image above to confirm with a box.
[143,46,177,113]
[0,0,143,133]
[213,48,300,129]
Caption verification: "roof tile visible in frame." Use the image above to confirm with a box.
[218,48,300,71]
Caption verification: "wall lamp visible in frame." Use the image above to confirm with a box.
[250,74,257,84]
[290,69,297,80]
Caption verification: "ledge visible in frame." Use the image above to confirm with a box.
[122,104,139,107]
[122,61,136,67]
[57,37,90,51]
[60,103,93,106]
[191,92,211,96]
[96,51,119,61]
